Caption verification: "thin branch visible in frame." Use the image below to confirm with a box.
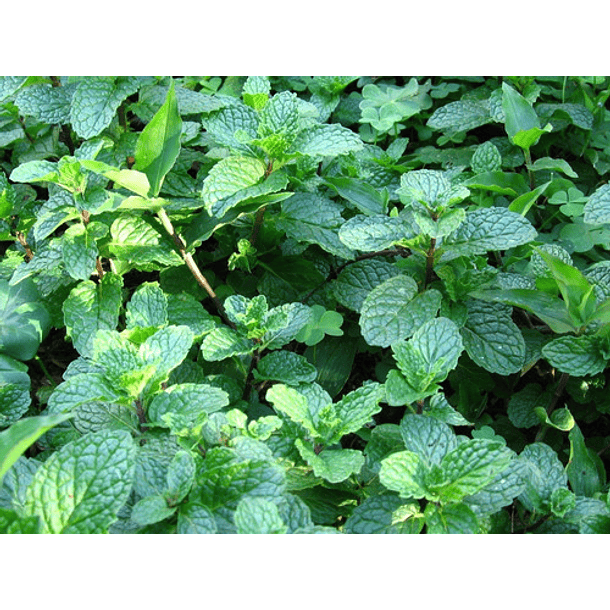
[156,207,235,329]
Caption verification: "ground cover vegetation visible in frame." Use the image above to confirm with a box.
[2,75,610,534]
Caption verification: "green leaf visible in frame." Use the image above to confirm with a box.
[518,443,568,513]
[134,80,183,197]
[177,502,217,534]
[0,278,51,361]
[331,382,385,442]
[234,496,287,533]
[24,430,136,533]
[464,458,527,518]
[399,414,458,467]
[434,440,514,502]
[397,169,469,210]
[242,76,271,111]
[469,288,576,335]
[277,193,355,259]
[441,207,537,261]
[203,103,259,153]
[379,450,428,499]
[0,413,73,482]
[46,372,122,414]
[9,160,59,186]
[200,327,255,362]
[296,440,365,484]
[109,215,182,269]
[61,223,98,281]
[567,423,604,498]
[147,383,229,430]
[530,157,578,178]
[79,159,151,198]
[343,494,424,534]
[131,494,177,526]
[201,156,267,214]
[339,214,416,252]
[460,299,526,375]
[541,335,606,376]
[15,83,71,124]
[471,141,502,174]
[70,77,138,139]
[424,502,479,534]
[291,123,363,157]
[583,184,610,225]
[63,273,123,358]
[359,275,423,347]
[333,259,400,313]
[502,82,544,149]
[254,351,318,385]
[125,282,168,330]
[294,305,344,347]
[427,99,492,133]
[508,181,550,216]
[325,176,388,216]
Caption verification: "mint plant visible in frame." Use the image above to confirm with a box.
[2,76,610,534]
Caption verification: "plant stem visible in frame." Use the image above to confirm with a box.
[424,237,436,288]
[156,207,234,329]
[524,148,535,190]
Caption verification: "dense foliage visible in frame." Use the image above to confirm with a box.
[2,75,610,534]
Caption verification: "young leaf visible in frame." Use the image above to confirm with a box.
[399,414,458,467]
[379,450,428,499]
[295,440,365,484]
[134,80,183,197]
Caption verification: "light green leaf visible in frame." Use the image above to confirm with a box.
[242,76,271,111]
[379,450,428,499]
[134,80,183,197]
[291,123,363,157]
[0,413,73,482]
[441,206,537,261]
[542,335,606,376]
[277,192,355,259]
[62,272,123,358]
[399,414,458,467]
[343,494,424,534]
[254,351,317,385]
[460,299,526,375]
[339,214,416,252]
[61,223,98,281]
[296,440,365,484]
[201,155,267,213]
[234,496,287,534]
[24,430,136,533]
